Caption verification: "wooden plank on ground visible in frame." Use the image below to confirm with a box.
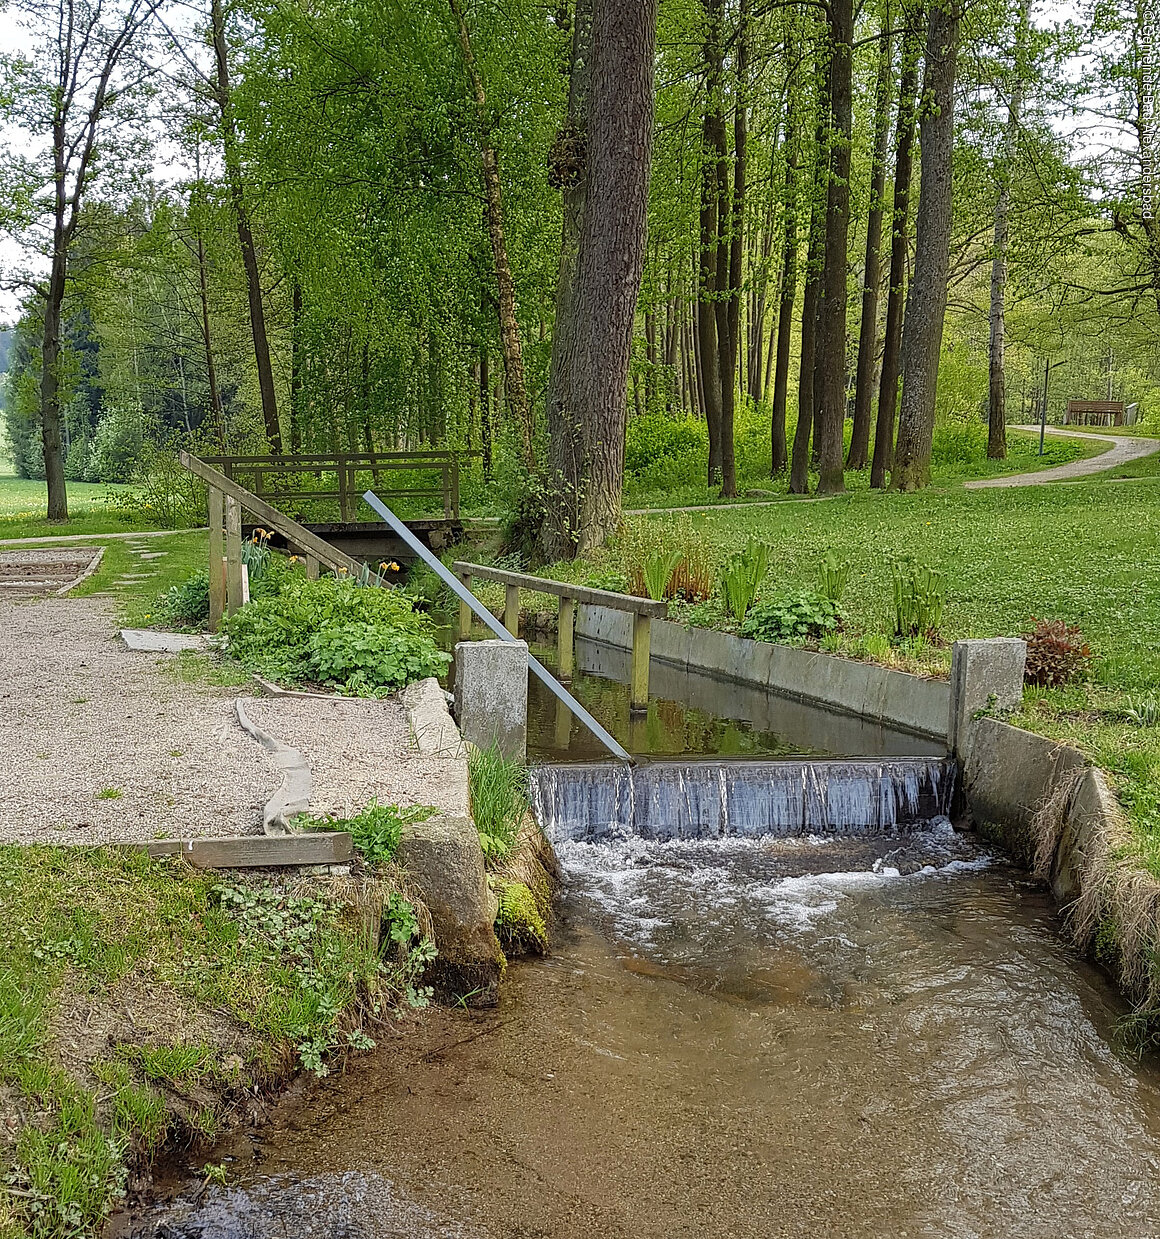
[146,832,352,868]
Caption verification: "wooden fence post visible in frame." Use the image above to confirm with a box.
[458,572,473,640]
[450,458,460,519]
[338,461,352,522]
[208,485,225,631]
[225,495,244,615]
[305,554,319,581]
[504,584,520,636]
[630,613,652,708]
[558,596,575,679]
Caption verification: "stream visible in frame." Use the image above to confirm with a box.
[130,820,1160,1239]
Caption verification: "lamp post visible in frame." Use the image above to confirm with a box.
[1039,358,1068,455]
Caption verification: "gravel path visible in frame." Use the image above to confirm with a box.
[0,594,276,845]
[243,696,469,822]
[964,426,1160,489]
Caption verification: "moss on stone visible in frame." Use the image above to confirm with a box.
[493,881,549,955]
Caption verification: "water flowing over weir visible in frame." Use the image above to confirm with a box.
[529,757,957,843]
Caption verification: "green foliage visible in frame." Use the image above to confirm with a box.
[740,591,842,644]
[492,880,548,955]
[468,744,528,862]
[817,550,850,603]
[719,540,771,622]
[1125,697,1160,727]
[221,575,448,695]
[157,570,210,628]
[624,413,707,478]
[620,514,715,602]
[891,561,947,640]
[88,405,145,484]
[1022,618,1092,687]
[106,441,208,530]
[310,800,437,868]
[640,547,684,600]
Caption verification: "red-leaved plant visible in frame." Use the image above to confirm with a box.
[1022,618,1092,688]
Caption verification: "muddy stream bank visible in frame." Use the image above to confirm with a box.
[126,823,1160,1239]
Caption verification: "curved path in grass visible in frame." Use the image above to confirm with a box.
[964,426,1160,489]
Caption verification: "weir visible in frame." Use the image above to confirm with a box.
[529,756,956,844]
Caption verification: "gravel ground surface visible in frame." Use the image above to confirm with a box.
[0,594,276,845]
[243,695,469,821]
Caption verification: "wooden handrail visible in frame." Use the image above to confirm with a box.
[451,561,667,617]
[181,451,362,578]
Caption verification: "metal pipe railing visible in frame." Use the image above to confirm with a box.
[362,490,632,764]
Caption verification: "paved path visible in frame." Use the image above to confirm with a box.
[964,426,1160,489]
[0,526,205,547]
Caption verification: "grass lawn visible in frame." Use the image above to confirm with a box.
[0,467,158,541]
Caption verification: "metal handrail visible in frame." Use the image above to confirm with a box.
[362,490,632,765]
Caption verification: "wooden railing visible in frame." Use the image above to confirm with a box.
[181,451,363,630]
[202,451,473,522]
[452,561,667,707]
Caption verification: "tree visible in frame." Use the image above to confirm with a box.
[892,0,962,491]
[847,13,893,470]
[0,0,159,518]
[541,0,659,557]
[870,2,922,489]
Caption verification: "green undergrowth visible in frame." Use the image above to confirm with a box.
[467,745,529,863]
[0,845,432,1237]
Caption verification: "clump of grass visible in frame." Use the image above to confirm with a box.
[306,800,437,868]
[95,787,122,800]
[468,744,528,862]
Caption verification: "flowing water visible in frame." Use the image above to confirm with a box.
[128,761,1160,1239]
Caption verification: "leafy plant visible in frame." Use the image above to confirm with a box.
[1022,618,1092,687]
[719,540,771,622]
[468,744,528,862]
[1125,697,1160,727]
[158,570,210,628]
[640,547,684,600]
[310,800,437,868]
[241,528,272,583]
[221,575,448,695]
[740,591,842,644]
[817,550,850,603]
[891,560,946,639]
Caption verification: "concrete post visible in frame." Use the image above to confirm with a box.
[453,639,528,761]
[948,637,1027,756]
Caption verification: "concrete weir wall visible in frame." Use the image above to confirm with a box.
[576,604,952,741]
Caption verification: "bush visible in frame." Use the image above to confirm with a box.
[90,405,146,483]
[740,591,842,644]
[1023,618,1092,687]
[222,575,448,695]
[107,440,208,529]
[621,514,715,603]
[158,571,210,628]
[624,412,707,477]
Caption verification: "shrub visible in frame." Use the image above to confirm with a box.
[621,513,715,603]
[624,413,707,476]
[468,744,528,862]
[719,540,771,622]
[221,575,448,695]
[892,560,946,639]
[740,591,842,644]
[90,404,145,483]
[159,571,210,628]
[1023,618,1092,687]
[107,440,208,529]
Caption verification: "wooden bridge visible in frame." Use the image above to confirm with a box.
[180,450,474,628]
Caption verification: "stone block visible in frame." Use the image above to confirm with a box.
[453,639,527,762]
[651,618,690,669]
[949,637,1027,755]
[395,814,503,1007]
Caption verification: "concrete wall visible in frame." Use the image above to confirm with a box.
[576,603,951,743]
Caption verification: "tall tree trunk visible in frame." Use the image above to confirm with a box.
[195,231,227,453]
[480,343,492,479]
[814,0,853,495]
[211,0,281,453]
[450,0,535,470]
[699,0,726,486]
[543,0,594,554]
[870,4,922,489]
[41,258,67,520]
[290,279,303,453]
[717,0,748,498]
[789,66,828,495]
[771,83,798,474]
[847,16,893,470]
[892,0,961,490]
[987,0,1030,460]
[542,0,659,556]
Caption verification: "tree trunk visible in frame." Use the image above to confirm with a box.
[542,0,659,556]
[814,0,853,495]
[480,343,492,479]
[987,0,1030,460]
[450,0,535,470]
[41,256,68,520]
[789,70,828,495]
[195,231,227,453]
[870,4,922,489]
[892,0,962,491]
[699,0,726,486]
[847,17,893,470]
[211,0,281,453]
[290,279,303,453]
[771,70,799,475]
